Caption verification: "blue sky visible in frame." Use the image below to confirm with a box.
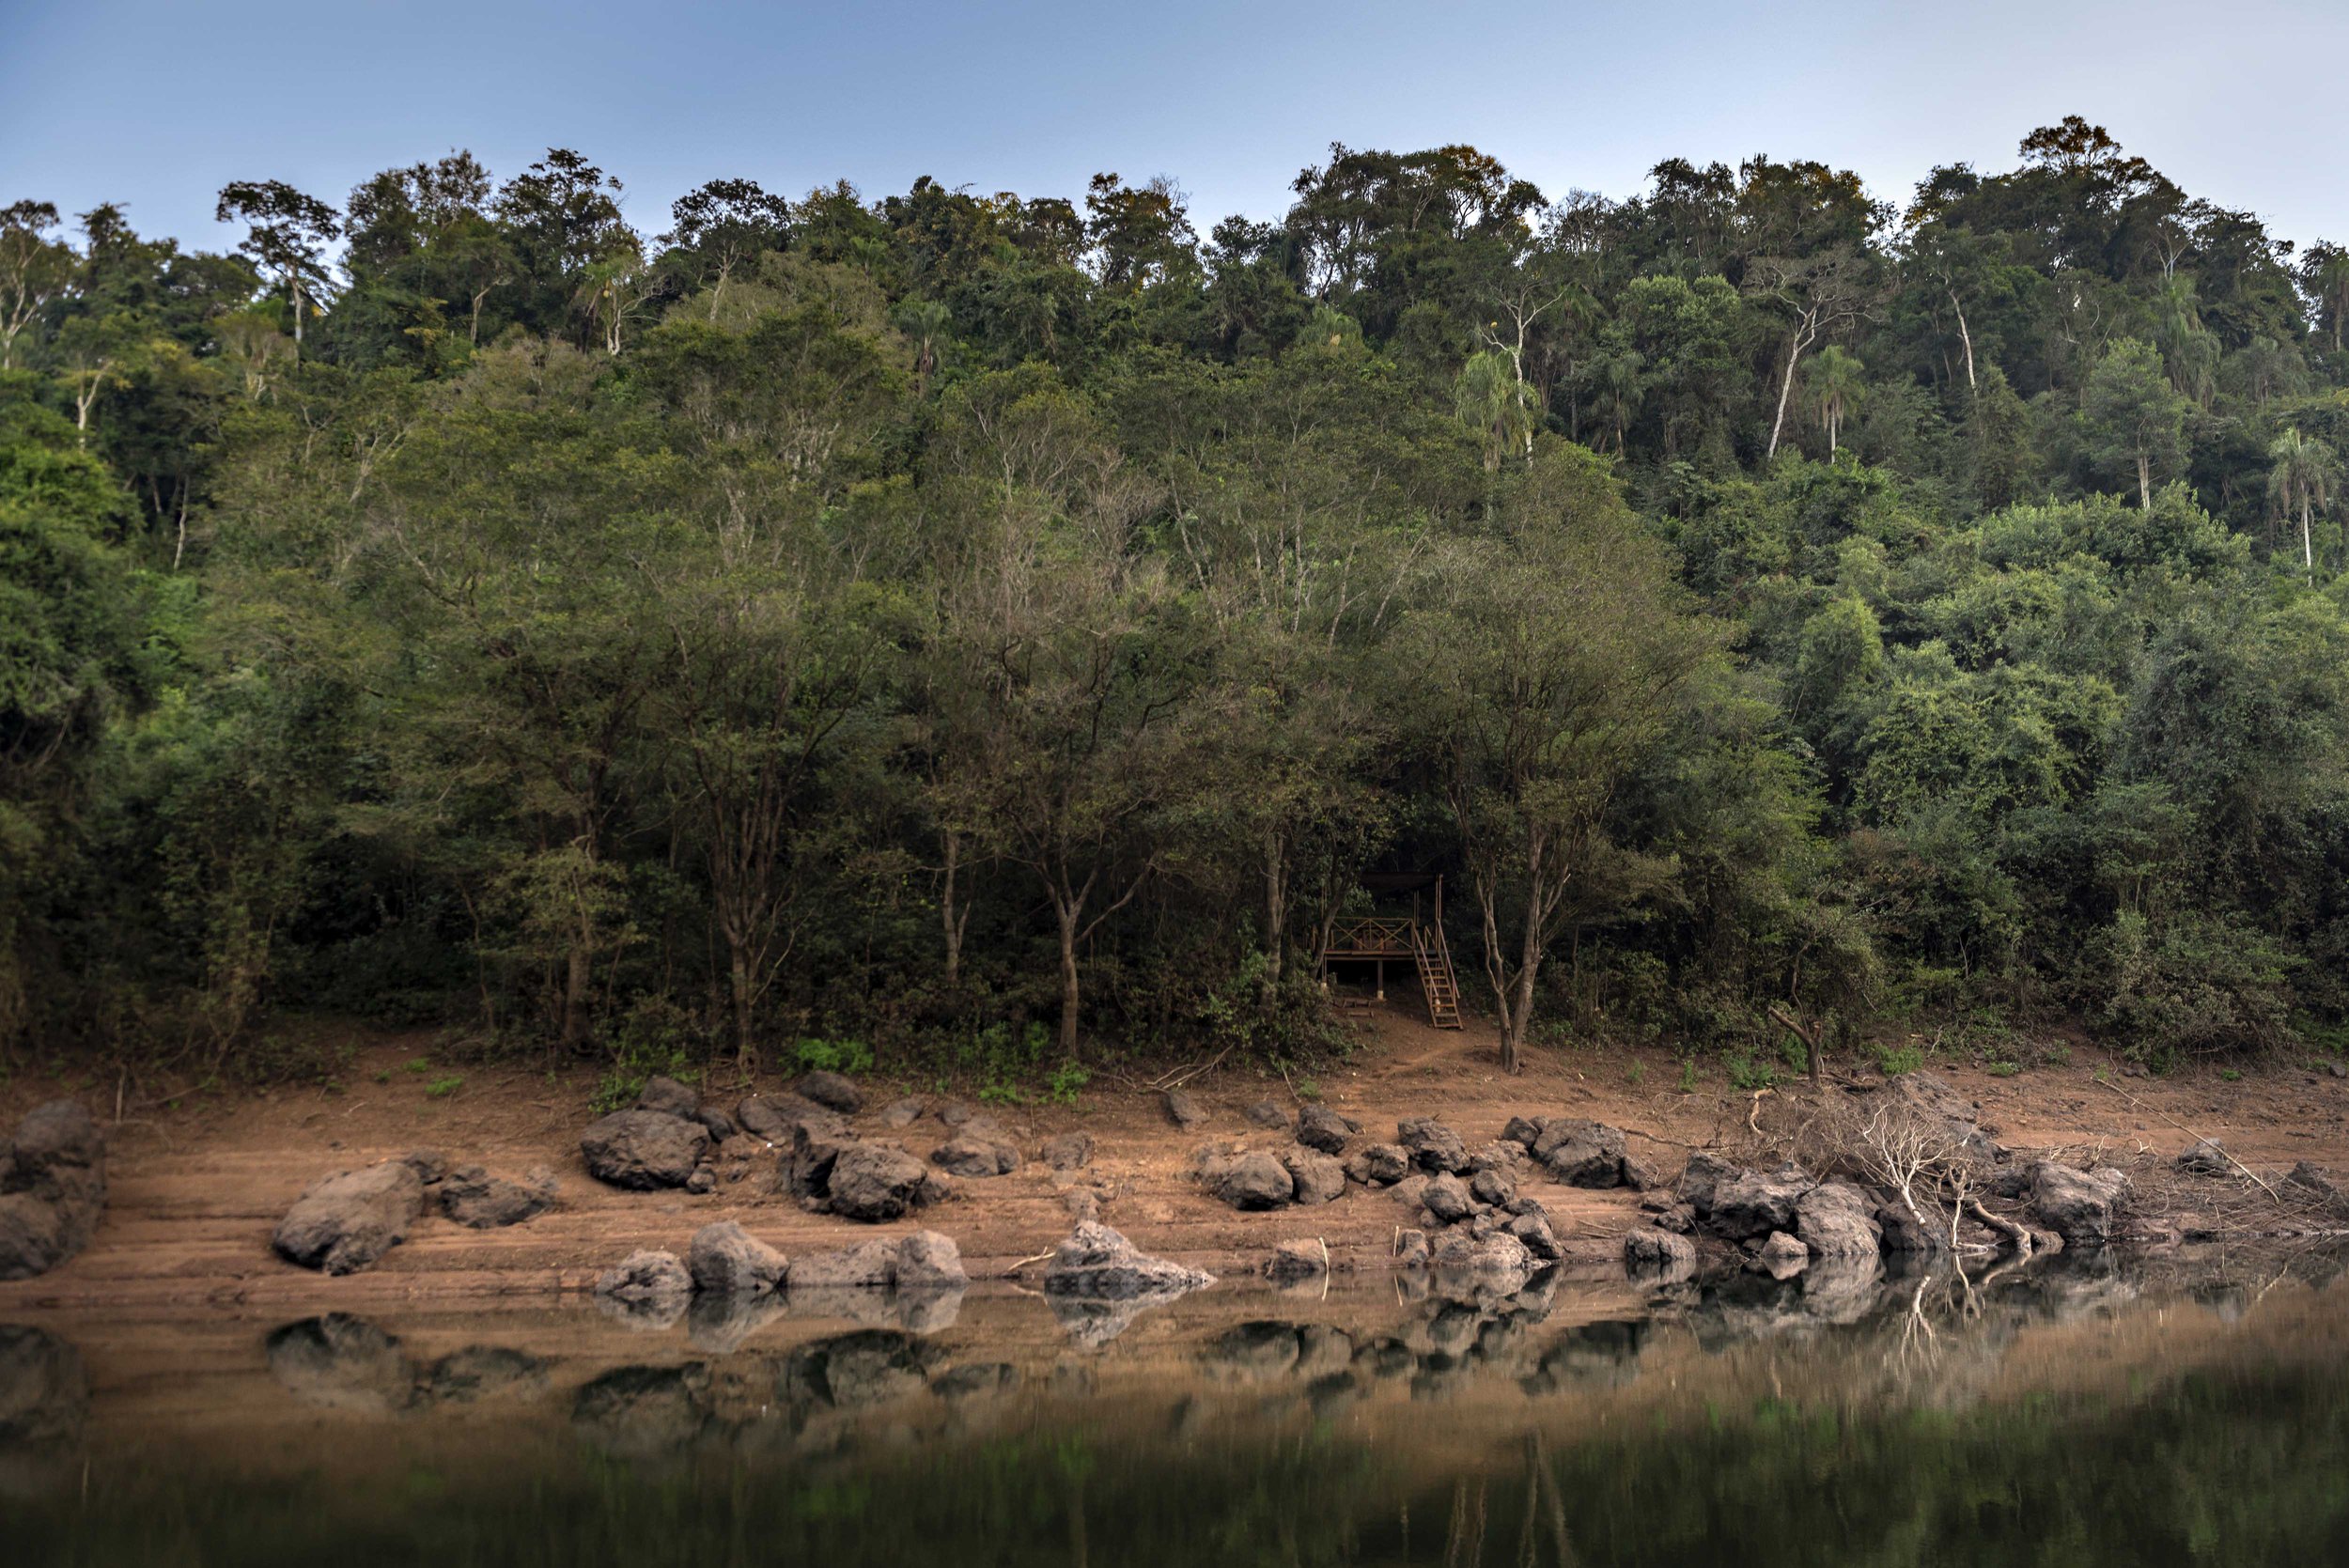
[5,0,2346,254]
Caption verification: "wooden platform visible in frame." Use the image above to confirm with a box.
[1318,916,1463,1029]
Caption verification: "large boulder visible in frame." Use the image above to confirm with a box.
[1875,1197,1947,1254]
[687,1220,786,1295]
[825,1142,936,1222]
[1623,1226,1697,1278]
[1532,1119,1627,1187]
[1397,1117,1470,1174]
[1279,1144,1347,1206]
[439,1166,557,1229]
[793,1071,864,1115]
[1264,1239,1328,1284]
[1708,1164,1816,1240]
[634,1076,700,1120]
[1042,1221,1214,1298]
[1506,1211,1563,1261]
[2030,1162,2132,1247]
[1244,1099,1291,1130]
[1296,1105,1357,1155]
[1343,1142,1411,1187]
[894,1230,969,1291]
[1795,1182,1882,1263]
[1432,1229,1533,1277]
[580,1110,710,1190]
[274,1162,427,1275]
[1420,1172,1474,1225]
[0,1100,106,1281]
[788,1238,900,1291]
[1677,1150,1740,1215]
[1163,1090,1208,1128]
[736,1094,828,1143]
[596,1250,692,1305]
[1209,1151,1295,1210]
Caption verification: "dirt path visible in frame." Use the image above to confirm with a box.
[7,1002,2348,1312]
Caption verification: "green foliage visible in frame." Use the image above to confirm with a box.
[793,1037,875,1077]
[1875,1042,1926,1077]
[423,1074,464,1098]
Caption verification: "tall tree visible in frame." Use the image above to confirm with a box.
[2268,427,2341,578]
[214,179,341,350]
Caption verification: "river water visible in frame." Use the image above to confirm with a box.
[7,1249,2348,1565]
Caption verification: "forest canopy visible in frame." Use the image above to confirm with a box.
[7,117,2349,1092]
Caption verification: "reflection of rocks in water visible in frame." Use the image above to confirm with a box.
[594,1289,691,1333]
[419,1345,549,1405]
[1203,1322,1304,1380]
[267,1315,416,1414]
[2192,1281,2250,1323]
[1048,1285,1194,1348]
[932,1362,1018,1401]
[687,1290,789,1354]
[786,1283,967,1335]
[1523,1319,1649,1394]
[1800,1258,1883,1325]
[780,1330,947,1410]
[0,1324,87,1494]
[573,1364,712,1459]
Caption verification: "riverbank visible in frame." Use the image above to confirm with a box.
[6,1005,2349,1312]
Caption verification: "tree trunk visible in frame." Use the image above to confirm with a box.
[1766,322,1807,460]
[941,831,967,989]
[2305,497,2315,578]
[1949,289,1976,391]
[1261,824,1286,1005]
[1054,900,1082,1056]
[561,943,592,1050]
[2136,450,2152,510]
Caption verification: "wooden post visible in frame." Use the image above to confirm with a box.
[1376,956,1385,1001]
[1434,876,1443,927]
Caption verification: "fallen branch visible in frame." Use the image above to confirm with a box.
[1003,1250,1056,1276]
[1964,1196,2034,1256]
[2092,1076,2282,1205]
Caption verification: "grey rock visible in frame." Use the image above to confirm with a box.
[1264,1239,1328,1283]
[1752,1231,1811,1279]
[273,1161,426,1275]
[399,1147,449,1185]
[931,1134,1021,1178]
[1708,1164,1816,1240]
[879,1096,927,1128]
[1506,1211,1563,1261]
[686,1220,786,1295]
[1344,1142,1412,1187]
[1244,1099,1291,1130]
[736,1094,826,1142]
[635,1076,700,1120]
[2176,1138,2232,1177]
[1501,1114,1547,1149]
[788,1238,900,1290]
[0,1100,106,1281]
[684,1165,717,1195]
[1392,1228,1431,1267]
[1677,1150,1740,1214]
[1795,1181,1881,1262]
[1397,1117,1470,1174]
[1619,1154,1665,1191]
[691,1108,737,1142]
[1042,1221,1214,1298]
[1042,1131,1096,1171]
[1623,1226,1697,1277]
[1875,1198,1947,1254]
[2030,1161,2132,1247]
[1469,1169,1516,1208]
[1296,1104,1355,1155]
[1281,1144,1347,1206]
[794,1070,865,1114]
[580,1110,711,1190]
[825,1142,935,1222]
[1164,1090,1208,1128]
[894,1229,969,1291]
[1432,1229,1533,1278]
[936,1100,979,1127]
[439,1165,558,1229]
[1211,1150,1295,1209]
[1421,1172,1474,1225]
[595,1249,692,1305]
[1532,1118,1626,1187]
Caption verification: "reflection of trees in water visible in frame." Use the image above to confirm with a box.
[0,1325,86,1498]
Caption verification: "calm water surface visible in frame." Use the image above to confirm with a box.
[7,1250,2349,1565]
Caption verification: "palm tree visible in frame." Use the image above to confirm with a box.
[895,298,952,395]
[2268,427,2341,578]
[1454,349,1535,473]
[1807,346,1866,456]
[1595,349,1644,456]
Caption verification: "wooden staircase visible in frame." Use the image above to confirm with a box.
[1411,923,1464,1030]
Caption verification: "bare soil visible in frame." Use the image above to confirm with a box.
[6,999,2348,1313]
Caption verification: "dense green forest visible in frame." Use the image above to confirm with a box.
[8,117,2349,1090]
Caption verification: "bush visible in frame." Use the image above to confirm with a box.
[792,1036,874,1077]
[2082,910,2295,1065]
[591,995,708,1112]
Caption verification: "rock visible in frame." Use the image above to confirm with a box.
[1344,1142,1412,1187]
[1708,1164,1816,1240]
[794,1071,864,1114]
[1752,1231,1811,1279]
[782,1113,860,1201]
[2030,1161,2132,1247]
[1060,1186,1101,1224]
[1041,1221,1214,1298]
[1506,1211,1563,1261]
[2176,1138,2232,1177]
[1653,1203,1697,1234]
[1164,1090,1207,1128]
[789,1238,901,1290]
[1619,1154,1665,1191]
[736,1094,825,1142]
[273,1162,427,1275]
[1469,1169,1516,1208]
[635,1076,700,1120]
[931,1135,1021,1178]
[1874,1199,1946,1254]
[1244,1099,1291,1130]
[1421,1172,1474,1225]
[1397,1117,1470,1174]
[1889,1071,2001,1158]
[0,1100,106,1281]
[894,1230,969,1291]
[1623,1226,1697,1277]
[580,1110,711,1190]
[1265,1239,1328,1283]
[879,1097,926,1128]
[1281,1144,1346,1205]
[439,1165,558,1229]
[1677,1150,1740,1214]
[1210,1151,1295,1210]
[1532,1119,1626,1187]
[2286,1160,2349,1215]
[1296,1105,1355,1155]
[1432,1229,1533,1277]
[936,1100,979,1127]
[691,1108,737,1142]
[1392,1228,1431,1267]
[686,1220,787,1295]
[399,1148,449,1184]
[595,1250,692,1305]
[1501,1114,1547,1149]
[1795,1182,1881,1262]
[1466,1141,1521,1173]
[825,1142,936,1222]
[684,1165,717,1195]
[1042,1132,1096,1171]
